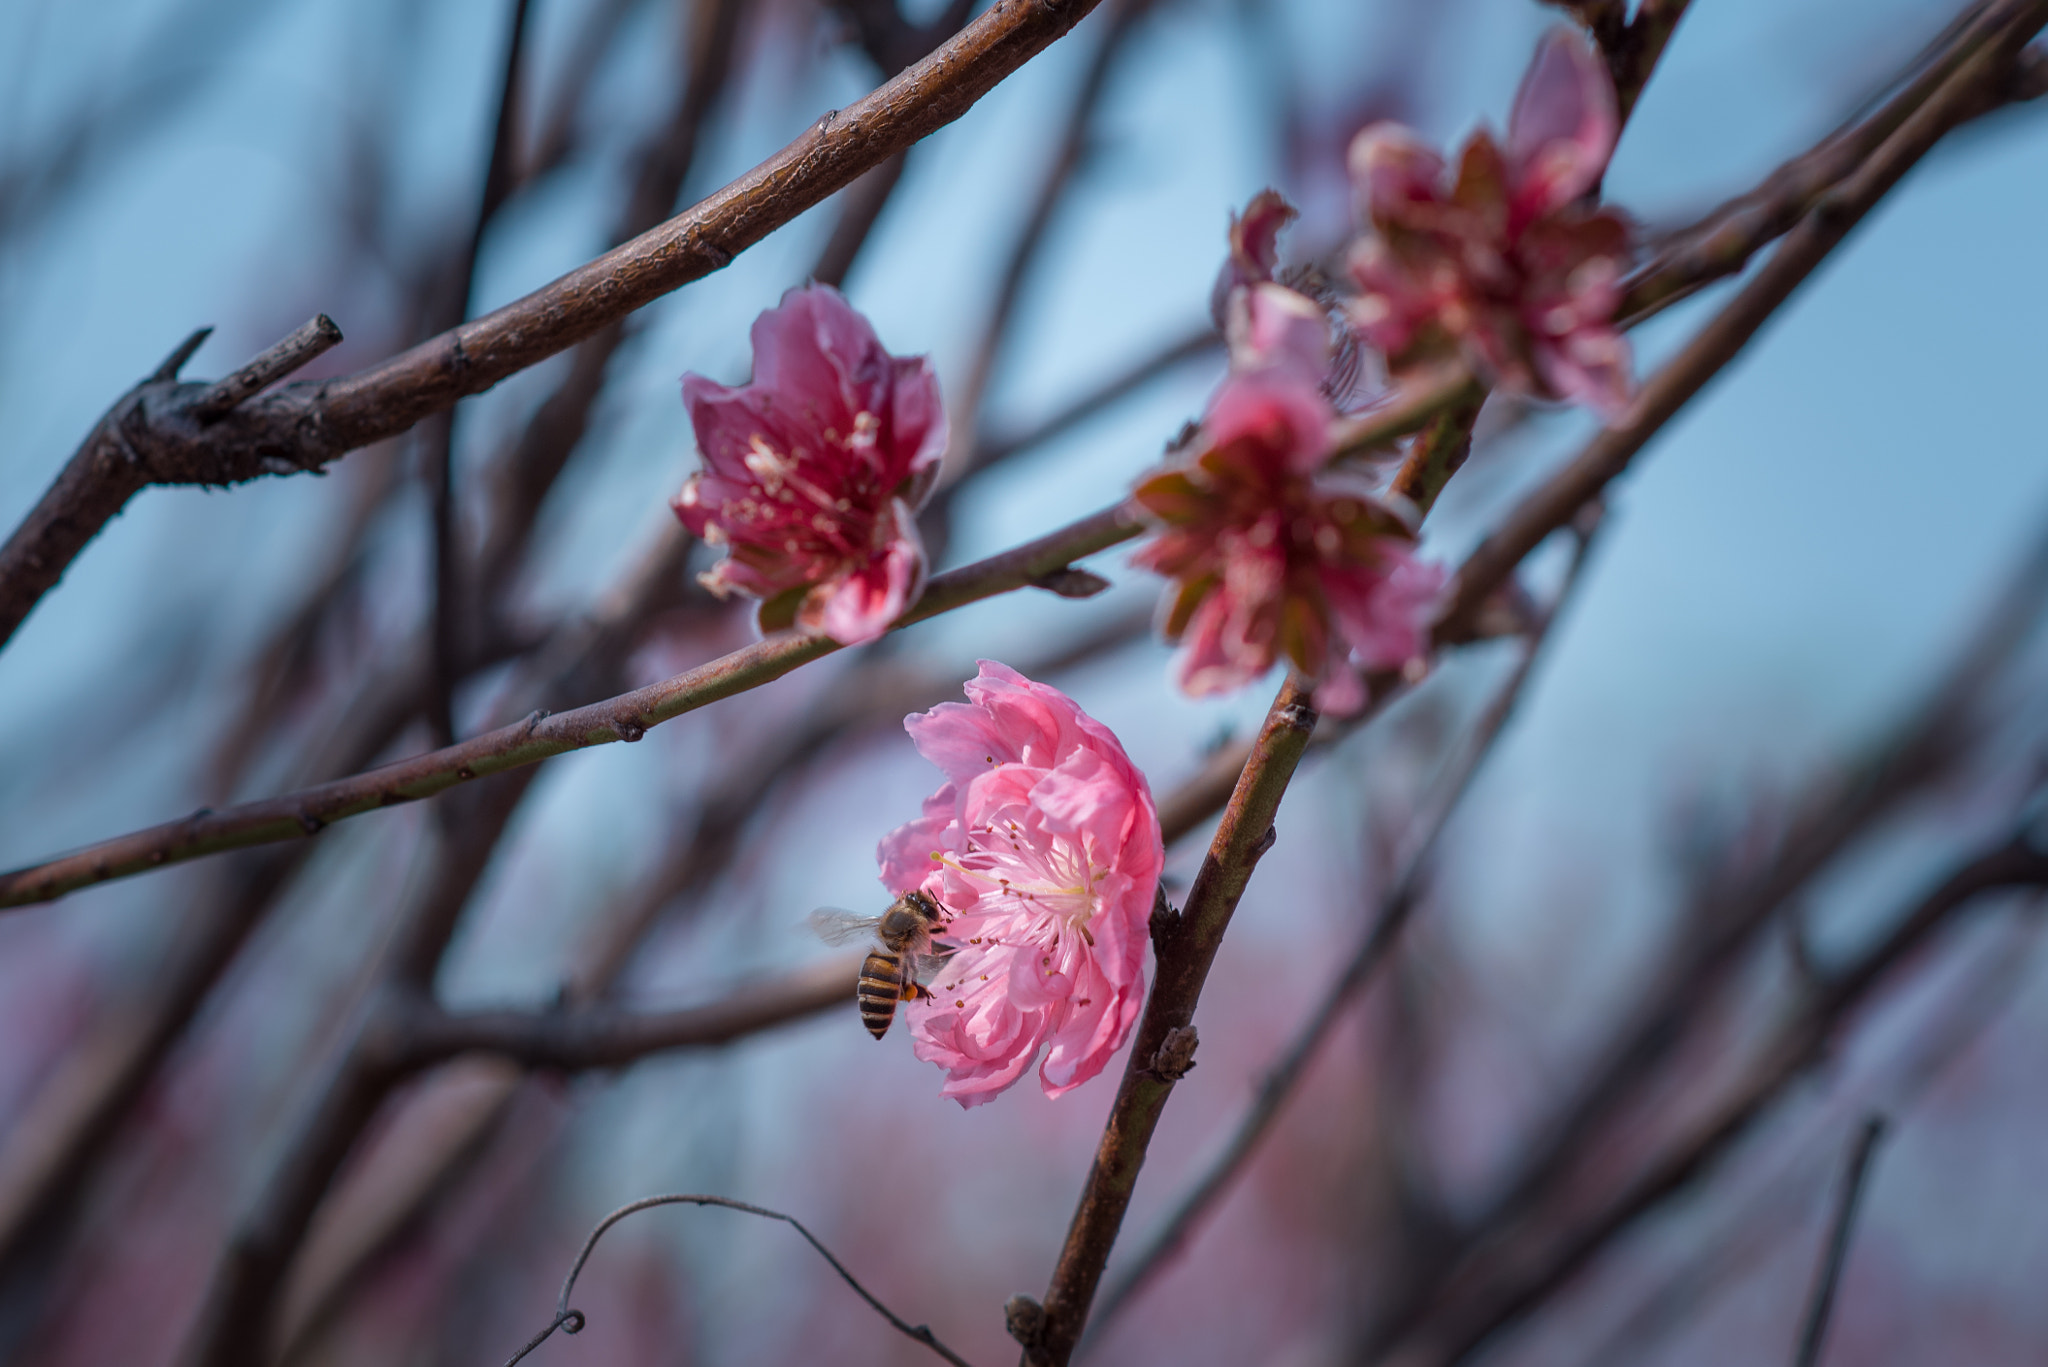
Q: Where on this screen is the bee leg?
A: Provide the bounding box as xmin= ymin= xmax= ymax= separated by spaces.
xmin=900 ymin=980 xmax=931 ymax=1001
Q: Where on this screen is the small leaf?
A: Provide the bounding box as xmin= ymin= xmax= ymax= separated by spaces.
xmin=1033 ymin=567 xmax=1112 ymax=599
xmin=1162 ymin=573 xmax=1218 ymax=640
xmin=757 ymin=583 xmax=809 ymax=634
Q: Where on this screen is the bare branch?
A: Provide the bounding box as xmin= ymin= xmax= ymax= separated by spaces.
xmin=1025 ymin=676 xmax=1319 ymax=1366
xmin=974 ymin=324 xmax=1221 ymax=469
xmin=0 ymin=313 xmax=343 ymax=649
xmin=1619 ymin=0 xmax=2022 ymax=324
xmin=0 ymin=0 xmax=1116 ymax=651
xmin=1378 ymin=829 xmax=2048 ymax=1365
xmin=403 ymin=955 xmax=856 ymax=1069
xmin=29 ymin=19 xmax=2013 ymax=909
xmin=1088 ymin=512 xmax=1605 ymax=1339
xmin=945 ymin=0 xmax=1159 ymax=481
xmin=0 ymin=504 xmax=1143 ymax=909
xmin=422 ymin=0 xmax=538 ymax=745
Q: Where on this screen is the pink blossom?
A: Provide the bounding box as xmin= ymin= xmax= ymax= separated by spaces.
xmin=1345 ymin=29 xmax=1633 ymax=417
xmin=877 ymin=661 xmax=1164 ymax=1108
xmin=1132 ymin=370 xmax=1443 ymax=713
xmin=672 ymin=285 xmax=945 ymax=645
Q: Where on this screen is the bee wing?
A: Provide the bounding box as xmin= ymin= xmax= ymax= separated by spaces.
xmin=808 ymin=908 xmax=883 ymax=946
xmin=909 ymin=948 xmax=957 ymax=981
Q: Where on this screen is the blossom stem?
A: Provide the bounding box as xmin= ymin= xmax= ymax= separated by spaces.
xmin=1388 ymin=390 xmax=1488 ymax=509
xmin=1028 ymin=676 xmax=1318 ymax=1367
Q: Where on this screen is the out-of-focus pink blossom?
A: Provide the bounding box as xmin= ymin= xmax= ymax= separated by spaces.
xmin=1209 ymin=188 xmax=1297 ymax=319
xmin=672 ymin=285 xmax=945 ymax=645
xmin=877 ymin=661 xmax=1163 ymax=1108
xmin=1209 ymin=190 xmax=1348 ymax=395
xmin=1132 ymin=370 xmax=1443 ymax=713
xmin=1346 ymin=29 xmax=1633 ymax=418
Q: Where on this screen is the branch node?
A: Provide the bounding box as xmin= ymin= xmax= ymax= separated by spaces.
xmin=1249 ymin=825 xmax=1277 ymax=860
xmin=613 ymin=718 xmax=647 ymax=743
xmin=1005 ymin=1294 xmax=1048 ymax=1351
xmin=1139 ymin=1025 xmax=1199 ymax=1083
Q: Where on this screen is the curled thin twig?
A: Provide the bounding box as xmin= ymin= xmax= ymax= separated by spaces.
xmin=504 ymin=1194 xmax=978 ymax=1367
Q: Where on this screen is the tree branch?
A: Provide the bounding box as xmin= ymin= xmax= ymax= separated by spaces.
xmin=23 ymin=20 xmax=2014 ymax=913
xmin=0 ymin=314 xmax=341 ymax=650
xmin=0 ymin=503 xmax=1144 ymax=908
xmin=0 ymin=0 xmax=1116 ymax=652
xmin=1021 ymin=676 xmax=1319 ymax=1366
xmin=1087 ymin=509 xmax=1604 ymax=1340
xmin=421 ymin=0 xmax=537 ymax=746
xmin=1618 ymin=0 xmax=2023 ymax=324
xmin=1382 ymin=829 xmax=2048 ymax=1366
xmin=402 ymin=954 xmax=857 ymax=1070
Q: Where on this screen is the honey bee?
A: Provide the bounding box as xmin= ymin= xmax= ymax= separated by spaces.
xmin=810 ymin=890 xmax=949 ymax=1039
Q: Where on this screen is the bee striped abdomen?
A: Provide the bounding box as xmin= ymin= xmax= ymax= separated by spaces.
xmin=857 ymin=950 xmax=906 ymax=1039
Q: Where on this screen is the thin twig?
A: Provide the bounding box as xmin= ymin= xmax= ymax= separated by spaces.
xmin=422 ymin=0 xmax=536 ymax=746
xmin=472 ymin=0 xmax=749 ymax=601
xmin=503 ymin=1194 xmax=978 ymax=1367
xmin=944 ymin=0 xmax=1158 ymax=482
xmin=974 ymin=325 xmax=1221 ymax=469
xmin=808 ymin=0 xmax=977 ymax=286
xmin=1791 ymin=1116 xmax=1888 ymax=1367
xmin=189 ymin=315 xmax=345 ymax=421
xmin=1618 ymin=0 xmax=2016 ymax=324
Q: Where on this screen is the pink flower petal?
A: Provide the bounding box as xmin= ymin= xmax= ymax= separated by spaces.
xmin=1507 ymin=28 xmax=1618 ymax=223
xmin=1225 ymin=282 xmax=1332 ymax=383
xmin=1348 ymin=122 xmax=1448 ymax=223
xmin=804 ymin=498 xmax=926 ymax=645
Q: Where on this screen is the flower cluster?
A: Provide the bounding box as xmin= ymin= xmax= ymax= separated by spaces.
xmin=687 ymin=32 xmax=1638 ymax=1108
xmin=672 ymin=285 xmax=945 ymax=646
xmin=877 ymin=661 xmax=1164 ymax=1107
xmin=1347 ymin=29 xmax=1633 ymax=416
xmin=1133 ymin=28 xmax=1628 ymax=712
